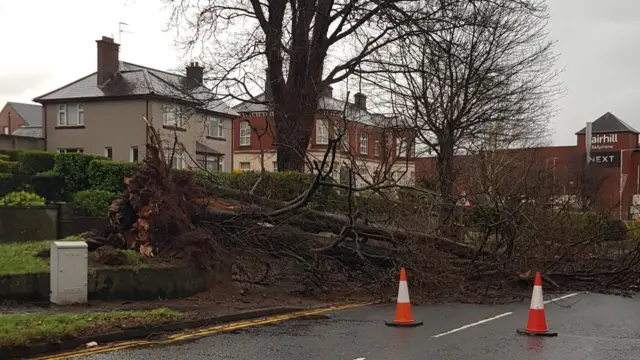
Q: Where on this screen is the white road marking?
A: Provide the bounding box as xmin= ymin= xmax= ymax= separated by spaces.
xmin=431 ymin=312 xmax=513 ymax=338
xmin=430 ymin=292 xmax=583 ymax=338
xmin=544 ymin=292 xmax=580 ymax=304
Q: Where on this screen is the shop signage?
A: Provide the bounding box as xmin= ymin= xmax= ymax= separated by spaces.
xmin=588 ymin=151 xmax=620 ymax=167
xmin=591 ymin=133 xmax=618 ymax=150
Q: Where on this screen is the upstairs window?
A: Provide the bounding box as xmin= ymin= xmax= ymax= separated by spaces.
xmin=207 ymin=117 xmax=224 ymax=138
xmin=360 ymin=133 xmax=368 ymax=154
xmin=239 ymin=121 xmax=251 ymax=146
xmin=57 ymin=104 xmax=84 ymax=126
xmin=162 ymin=105 xmax=186 ymax=127
xmin=316 ymin=119 xmax=328 ymax=144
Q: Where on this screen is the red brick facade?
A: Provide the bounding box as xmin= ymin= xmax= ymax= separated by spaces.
xmin=0 ymin=103 xmax=29 ymax=134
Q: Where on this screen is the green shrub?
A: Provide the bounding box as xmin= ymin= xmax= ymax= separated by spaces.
xmin=73 ymin=190 xmax=118 ymax=217
xmin=88 ymin=160 xmax=140 ymax=193
xmin=54 ymin=153 xmax=105 ymax=195
xmin=0 ymin=149 xmax=24 ymax=161
xmin=0 ymin=160 xmax=19 ymax=173
xmin=0 ymin=154 xmax=9 ymax=161
xmin=30 ymin=171 xmax=64 ymax=201
xmin=17 ymin=151 xmax=57 ymax=175
xmin=0 ymin=191 xmax=45 ymax=207
xmin=0 ymin=173 xmax=27 ymax=196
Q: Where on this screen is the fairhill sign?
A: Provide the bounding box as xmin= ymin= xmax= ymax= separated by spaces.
xmin=591 ymin=133 xmax=618 ymax=150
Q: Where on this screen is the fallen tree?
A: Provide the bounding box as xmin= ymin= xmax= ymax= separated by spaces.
xmin=86 ymin=119 xmax=640 ymax=303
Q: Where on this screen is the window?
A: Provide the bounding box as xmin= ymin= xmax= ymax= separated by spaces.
xmin=130 ymin=146 xmax=139 ymax=162
xmin=240 ymin=162 xmax=251 ymax=171
xmin=58 ymin=148 xmax=83 ymax=153
xmin=162 ymin=105 xmax=185 ymax=127
xmin=2 ymin=126 xmax=8 ymax=135
xmin=359 ymin=133 xmax=368 ymax=154
xmin=164 ymin=148 xmax=185 ymax=169
xmin=57 ymin=104 xmax=84 ymax=126
xmin=104 ymin=147 xmax=112 ymax=160
xmin=239 ymin=121 xmax=251 ymax=146
xmin=273 ymin=161 xmax=278 ymax=172
xmin=316 ymin=119 xmax=328 ymax=144
xmin=207 ymin=117 xmax=224 ymax=138
xmin=374 ymin=137 xmax=380 ymax=157
xmin=199 ymin=155 xmax=222 ymax=173
xmin=396 ymin=138 xmax=407 ymax=158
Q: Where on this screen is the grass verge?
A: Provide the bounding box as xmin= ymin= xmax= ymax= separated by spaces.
xmin=0 ymin=308 xmax=183 ymax=347
xmin=0 ymin=241 xmax=51 ymax=275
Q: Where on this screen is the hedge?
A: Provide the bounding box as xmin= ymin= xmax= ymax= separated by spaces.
xmin=0 ymin=160 xmax=19 ymax=173
xmin=0 ymin=149 xmax=25 ymax=162
xmin=74 ymin=190 xmax=118 ymax=217
xmin=0 ymin=173 xmax=28 ymax=196
xmin=30 ymin=171 xmax=64 ymax=201
xmin=17 ymin=151 xmax=57 ymax=175
xmin=88 ymin=160 xmax=140 ymax=193
xmin=54 ymin=153 xmax=105 ymax=196
xmin=0 ymin=191 xmax=45 ymax=207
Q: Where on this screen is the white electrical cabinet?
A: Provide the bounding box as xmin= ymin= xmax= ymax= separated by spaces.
xmin=50 ymin=241 xmax=88 ymax=304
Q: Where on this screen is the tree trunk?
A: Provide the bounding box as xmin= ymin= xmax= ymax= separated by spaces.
xmin=436 ymin=137 xmax=457 ymax=236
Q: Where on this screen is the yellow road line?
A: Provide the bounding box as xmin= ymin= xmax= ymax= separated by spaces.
xmin=35 ymin=302 xmax=374 ymax=360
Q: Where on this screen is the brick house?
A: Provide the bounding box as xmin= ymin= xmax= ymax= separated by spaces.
xmin=416 ymin=112 xmax=640 ymax=220
xmin=232 ymin=85 xmax=417 ymax=186
xmin=32 ymin=36 xmax=236 ymax=172
xmin=0 ymin=102 xmax=43 ymax=137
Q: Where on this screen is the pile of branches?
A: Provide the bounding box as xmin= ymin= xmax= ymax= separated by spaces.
xmin=92 ymin=121 xmax=640 ymax=302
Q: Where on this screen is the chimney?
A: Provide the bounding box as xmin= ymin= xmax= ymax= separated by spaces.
xmin=186 ymin=62 xmax=204 ymax=89
xmin=354 ymin=92 xmax=367 ymax=110
xmin=264 ymin=68 xmax=273 ymax=101
xmin=96 ymin=36 xmax=120 ymax=86
xmin=321 ymin=85 xmax=333 ymax=98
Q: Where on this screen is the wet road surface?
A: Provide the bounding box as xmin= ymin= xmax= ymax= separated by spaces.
xmin=77 ymin=292 xmax=640 ymax=359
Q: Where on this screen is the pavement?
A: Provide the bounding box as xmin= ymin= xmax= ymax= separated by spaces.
xmin=67 ymin=292 xmax=640 ymax=359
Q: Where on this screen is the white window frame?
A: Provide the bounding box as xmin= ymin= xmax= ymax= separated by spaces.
xmin=104 ymin=147 xmax=112 ymax=159
xmin=359 ymin=133 xmax=368 ymax=155
xmin=130 ymin=146 xmax=139 ymax=162
xmin=162 ymin=105 xmax=185 ymax=128
xmin=273 ymin=161 xmax=278 ymax=172
xmin=57 ymin=148 xmax=83 ymax=153
xmin=239 ymin=121 xmax=251 ymax=146
xmin=2 ymin=126 xmax=8 ymax=135
xmin=57 ymin=105 xmax=67 ymax=126
xmin=374 ymin=137 xmax=380 ymax=157
xmin=207 ymin=117 xmax=224 ymax=138
xmin=77 ymin=104 xmax=84 ymax=125
xmin=164 ymin=148 xmax=185 ymax=170
xmin=316 ymin=119 xmax=329 ymax=144
xmin=239 ymin=162 xmax=251 ymax=171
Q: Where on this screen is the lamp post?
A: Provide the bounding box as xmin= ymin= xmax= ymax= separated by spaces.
xmin=619 ymin=148 xmax=640 ymax=220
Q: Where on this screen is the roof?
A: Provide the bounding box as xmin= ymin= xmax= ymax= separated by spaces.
xmin=575 ymin=112 xmax=640 ymax=134
xmin=11 ymin=125 xmax=43 ymax=138
xmin=6 ymin=102 xmax=42 ymax=126
xmin=33 ymin=62 xmax=236 ymax=117
xmin=233 ymin=93 xmax=400 ymax=128
xmin=196 ymin=141 xmax=224 ymax=155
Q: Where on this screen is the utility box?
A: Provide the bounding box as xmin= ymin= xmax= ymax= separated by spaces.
xmin=50 ymin=241 xmax=88 ymax=304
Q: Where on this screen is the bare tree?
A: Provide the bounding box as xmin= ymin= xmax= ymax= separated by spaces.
xmin=366 ymin=0 xmax=562 ymax=230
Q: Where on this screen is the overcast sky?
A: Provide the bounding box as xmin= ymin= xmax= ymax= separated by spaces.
xmin=1 ymin=0 xmax=639 ymax=146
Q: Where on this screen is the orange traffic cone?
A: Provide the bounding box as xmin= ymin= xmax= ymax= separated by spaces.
xmin=517 ymin=272 xmax=557 ymax=337
xmin=385 ymin=267 xmax=423 ymax=327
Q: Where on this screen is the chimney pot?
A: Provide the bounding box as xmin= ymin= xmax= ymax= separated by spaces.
xmin=354 ymin=92 xmax=367 ymax=110
xmin=96 ymin=36 xmax=120 ymax=86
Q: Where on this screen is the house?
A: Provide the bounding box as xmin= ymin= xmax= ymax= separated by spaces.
xmin=233 ymin=83 xmax=417 ymax=186
xmin=0 ymin=102 xmax=42 ymax=137
xmin=32 ymin=36 xmax=236 ymax=172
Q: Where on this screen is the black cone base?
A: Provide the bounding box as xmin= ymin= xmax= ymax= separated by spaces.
xmin=516 ymin=328 xmax=558 ymax=337
xmin=385 ymin=320 xmax=424 ymax=327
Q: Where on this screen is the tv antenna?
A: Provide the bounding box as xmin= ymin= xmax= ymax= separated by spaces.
xmin=118 ymin=22 xmax=132 ymax=44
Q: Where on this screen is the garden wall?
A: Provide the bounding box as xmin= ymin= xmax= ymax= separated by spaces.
xmin=0 ymin=204 xmax=108 ymax=242
xmin=0 ymin=264 xmax=231 ymax=301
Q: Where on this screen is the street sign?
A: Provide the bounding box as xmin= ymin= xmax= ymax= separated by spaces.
xmin=457 ymin=186 xmax=472 ymax=208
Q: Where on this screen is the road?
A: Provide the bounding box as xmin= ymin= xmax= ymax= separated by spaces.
xmin=72 ymin=292 xmax=640 ymax=359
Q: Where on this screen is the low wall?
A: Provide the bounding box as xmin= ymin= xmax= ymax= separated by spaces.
xmin=0 ymin=206 xmax=58 ymax=242
xmin=0 ymin=203 xmax=108 ymax=242
xmin=0 ymin=264 xmax=231 ymax=301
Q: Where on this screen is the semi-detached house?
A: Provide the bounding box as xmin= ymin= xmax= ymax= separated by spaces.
xmin=33 ymin=36 xmax=236 ymax=172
